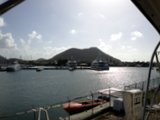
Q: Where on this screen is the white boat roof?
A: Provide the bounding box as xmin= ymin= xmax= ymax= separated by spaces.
xmin=125 ymin=89 xmax=142 ymax=93
xmin=132 ymin=0 xmax=160 ymax=34
xmin=98 ymin=87 xmax=124 ymax=94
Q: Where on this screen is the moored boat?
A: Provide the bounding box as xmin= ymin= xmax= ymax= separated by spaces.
xmin=67 ymin=57 xmax=77 ymax=71
xmin=91 ymin=58 xmax=109 ymax=71
xmin=6 ymin=61 xmax=21 ymax=72
xmin=63 ymin=99 xmax=107 ymax=115
xmin=36 ymin=67 xmax=43 ymax=72
xmin=68 ymin=67 xmax=75 ymax=71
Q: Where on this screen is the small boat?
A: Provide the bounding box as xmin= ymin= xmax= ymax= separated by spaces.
xmin=91 ymin=59 xmax=109 ymax=71
xmin=67 ymin=57 xmax=77 ymax=71
xmin=36 ymin=67 xmax=43 ymax=72
xmin=63 ymin=99 xmax=107 ymax=115
xmin=68 ymin=67 xmax=75 ymax=71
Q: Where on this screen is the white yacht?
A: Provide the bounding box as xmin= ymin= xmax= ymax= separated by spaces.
xmin=6 ymin=61 xmax=21 ymax=72
xmin=67 ymin=57 xmax=77 ymax=71
xmin=91 ymin=58 xmax=109 ymax=71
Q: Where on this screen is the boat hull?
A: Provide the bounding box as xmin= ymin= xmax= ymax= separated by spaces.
xmin=91 ymin=60 xmax=109 ymax=71
xmin=63 ymin=99 xmax=106 ymax=115
xmin=6 ymin=65 xmax=20 ymax=72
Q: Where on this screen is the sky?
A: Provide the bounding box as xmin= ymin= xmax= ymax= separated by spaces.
xmin=0 ymin=0 xmax=159 ymax=61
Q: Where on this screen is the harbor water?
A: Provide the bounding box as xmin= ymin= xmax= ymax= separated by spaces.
xmin=0 ymin=67 xmax=159 ymax=120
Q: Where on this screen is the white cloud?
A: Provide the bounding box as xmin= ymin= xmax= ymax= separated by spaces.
xmin=0 ymin=17 xmax=5 ymax=27
xmin=98 ymin=38 xmax=112 ymax=52
xmin=18 ymin=40 xmax=71 ymax=60
xmin=70 ymin=29 xmax=77 ymax=34
xmin=121 ymin=45 xmax=126 ymax=50
xmin=20 ymin=38 xmax=25 ymax=46
xmin=27 ymin=30 xmax=42 ymax=45
xmin=21 ymin=46 xmax=71 ymax=60
xmin=99 ymin=13 xmax=105 ymax=19
xmin=17 ymin=31 xmax=71 ymax=59
xmin=131 ymin=24 xmax=136 ymax=29
xmin=110 ymin=32 xmax=122 ymax=41
xmin=78 ymin=12 xmax=83 ymax=17
xmin=131 ymin=31 xmax=143 ymax=41
xmin=98 ymin=39 xmax=105 ymax=48
xmin=19 ymin=38 xmax=30 ymax=50
xmin=46 ymin=40 xmax=53 ymax=44
xmin=0 ymin=31 xmax=17 ymax=49
xmin=121 ymin=45 xmax=137 ymax=52
xmin=28 ymin=30 xmax=42 ymax=40
xmin=43 ymin=46 xmax=70 ymax=58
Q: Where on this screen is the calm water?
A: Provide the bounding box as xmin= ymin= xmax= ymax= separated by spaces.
xmin=0 ymin=67 xmax=159 ymax=120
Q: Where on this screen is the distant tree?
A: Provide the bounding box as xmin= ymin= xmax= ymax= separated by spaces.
xmin=57 ymin=59 xmax=68 ymax=66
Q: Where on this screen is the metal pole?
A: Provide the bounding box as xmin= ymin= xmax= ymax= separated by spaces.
xmin=142 ymin=81 xmax=144 ymax=91
xmin=37 ymin=108 xmax=42 ymax=120
xmin=143 ymin=40 xmax=160 ymax=120
xmin=109 ymin=87 xmax=111 ymax=107
xmin=91 ymin=92 xmax=94 ymax=115
xmin=37 ymin=108 xmax=50 ymax=120
xmin=67 ymin=97 xmax=71 ymax=120
xmin=34 ymin=111 xmax=37 ymax=120
xmin=155 ymin=52 xmax=160 ymax=65
xmin=43 ymin=109 xmax=50 ymax=120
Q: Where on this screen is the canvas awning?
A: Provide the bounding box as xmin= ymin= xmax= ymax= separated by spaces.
xmin=0 ymin=0 xmax=25 ymax=15
xmin=132 ymin=0 xmax=160 ymax=34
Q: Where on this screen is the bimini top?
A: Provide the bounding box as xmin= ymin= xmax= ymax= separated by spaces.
xmin=132 ymin=0 xmax=160 ymax=34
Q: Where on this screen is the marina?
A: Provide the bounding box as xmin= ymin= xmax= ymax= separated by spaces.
xmin=0 ymin=67 xmax=159 ymax=120
xmin=0 ymin=0 xmax=160 ymax=120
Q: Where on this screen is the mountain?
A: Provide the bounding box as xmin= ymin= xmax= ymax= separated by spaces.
xmin=0 ymin=55 xmax=7 ymax=64
xmin=36 ymin=58 xmax=47 ymax=62
xmin=0 ymin=55 xmax=6 ymax=60
xmin=49 ymin=47 xmax=122 ymax=66
xmin=0 ymin=55 xmax=6 ymax=61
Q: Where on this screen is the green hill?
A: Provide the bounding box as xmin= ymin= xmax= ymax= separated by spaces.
xmin=49 ymin=47 xmax=122 ymax=66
